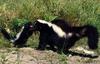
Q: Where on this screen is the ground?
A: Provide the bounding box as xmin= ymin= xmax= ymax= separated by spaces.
xmin=0 ymin=47 xmax=100 ymax=64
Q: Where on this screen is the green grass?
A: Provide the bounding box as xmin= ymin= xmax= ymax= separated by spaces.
xmin=0 ymin=0 xmax=99 ymax=53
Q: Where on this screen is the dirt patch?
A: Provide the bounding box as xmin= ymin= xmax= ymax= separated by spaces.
xmin=0 ymin=47 xmax=100 ymax=64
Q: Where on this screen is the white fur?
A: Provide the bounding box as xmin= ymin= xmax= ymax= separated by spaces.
xmin=11 ymin=26 xmax=24 ymax=42
xmin=68 ymin=33 xmax=73 ymax=37
xmin=76 ymin=47 xmax=95 ymax=54
xmin=37 ymin=19 xmax=66 ymax=37
xmin=37 ymin=19 xmax=52 ymax=27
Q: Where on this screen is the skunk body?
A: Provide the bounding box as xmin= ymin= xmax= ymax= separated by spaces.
xmin=51 ymin=19 xmax=99 ymax=50
xmin=1 ymin=22 xmax=34 ymax=47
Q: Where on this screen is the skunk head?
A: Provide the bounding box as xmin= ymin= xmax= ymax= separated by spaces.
xmin=24 ymin=22 xmax=34 ymax=31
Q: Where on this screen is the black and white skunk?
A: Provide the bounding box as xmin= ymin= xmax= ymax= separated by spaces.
xmin=51 ymin=19 xmax=99 ymax=50
xmin=33 ymin=19 xmax=72 ymax=52
xmin=33 ymin=19 xmax=99 ymax=53
xmin=1 ymin=22 xmax=34 ymax=47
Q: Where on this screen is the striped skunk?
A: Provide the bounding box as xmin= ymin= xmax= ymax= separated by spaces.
xmin=1 ymin=22 xmax=34 ymax=47
xmin=33 ymin=19 xmax=99 ymax=53
xmin=51 ymin=19 xmax=99 ymax=50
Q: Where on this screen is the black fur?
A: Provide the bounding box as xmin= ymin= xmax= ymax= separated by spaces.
xmin=33 ymin=20 xmax=66 ymax=52
xmin=51 ymin=19 xmax=99 ymax=50
xmin=1 ymin=22 xmax=34 ymax=47
xmin=34 ymin=19 xmax=99 ymax=53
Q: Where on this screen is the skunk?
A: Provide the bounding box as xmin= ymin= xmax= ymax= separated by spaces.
xmin=1 ymin=22 xmax=34 ymax=47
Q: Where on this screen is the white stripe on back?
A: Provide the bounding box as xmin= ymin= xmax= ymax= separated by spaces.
xmin=37 ymin=19 xmax=66 ymax=37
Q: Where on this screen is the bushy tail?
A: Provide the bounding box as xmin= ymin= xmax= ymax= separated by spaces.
xmin=0 ymin=28 xmax=12 ymax=41
xmin=86 ymin=25 xmax=99 ymax=49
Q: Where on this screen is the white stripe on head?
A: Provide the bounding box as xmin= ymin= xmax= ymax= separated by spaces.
xmin=37 ymin=19 xmax=66 ymax=37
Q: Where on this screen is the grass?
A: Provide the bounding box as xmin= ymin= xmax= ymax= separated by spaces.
xmin=0 ymin=0 xmax=99 ymax=24
xmin=58 ymin=54 xmax=68 ymax=64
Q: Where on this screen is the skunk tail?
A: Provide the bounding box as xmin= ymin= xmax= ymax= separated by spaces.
xmin=1 ymin=28 xmax=12 ymax=41
xmin=86 ymin=25 xmax=99 ymax=49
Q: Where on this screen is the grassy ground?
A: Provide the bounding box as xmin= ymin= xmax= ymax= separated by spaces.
xmin=0 ymin=0 xmax=100 ymax=64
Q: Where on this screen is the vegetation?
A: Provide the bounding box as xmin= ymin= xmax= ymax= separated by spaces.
xmin=0 ymin=0 xmax=99 ymax=27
